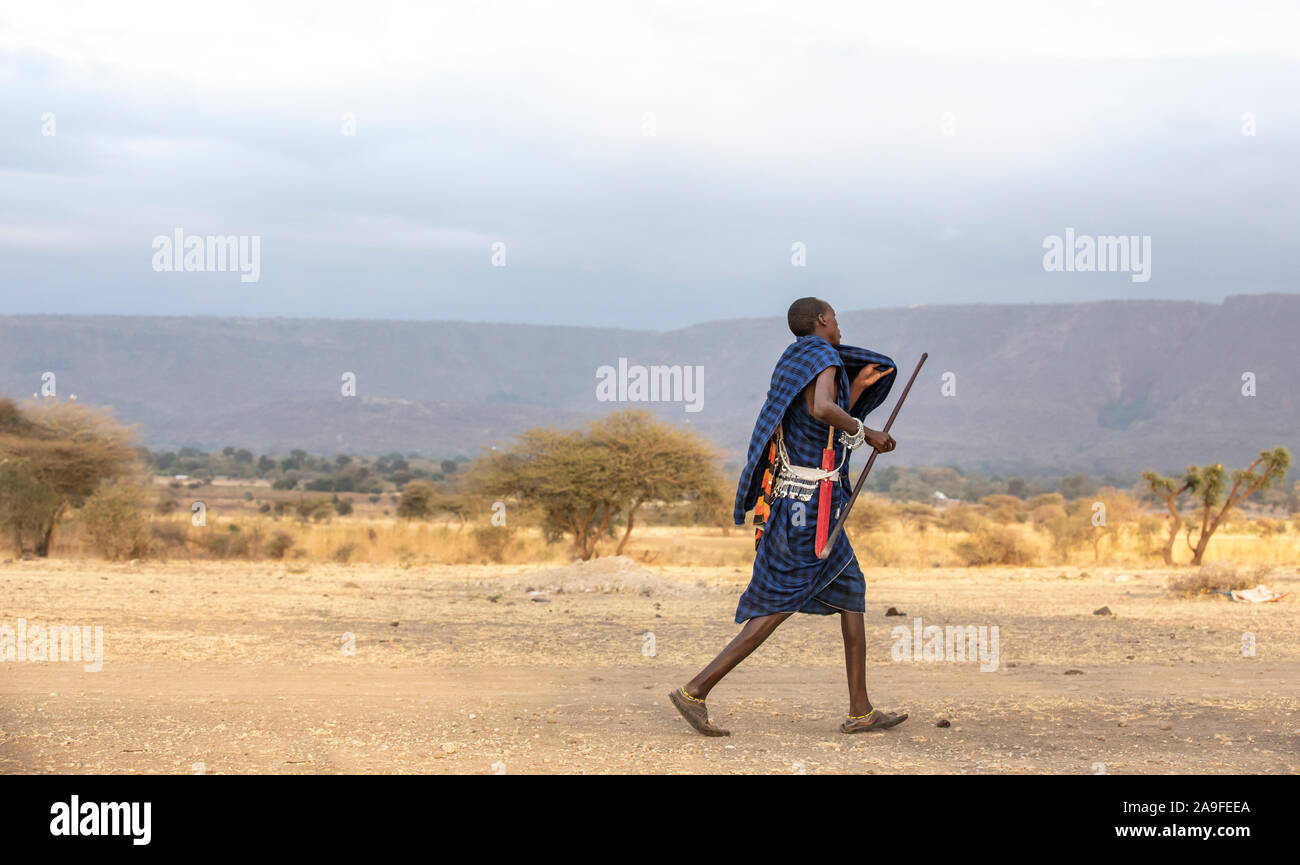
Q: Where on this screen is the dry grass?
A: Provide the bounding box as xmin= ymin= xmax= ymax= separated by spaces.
xmin=39 ymin=502 xmax=1300 ymax=573
xmin=25 ymin=481 xmax=1298 ymax=569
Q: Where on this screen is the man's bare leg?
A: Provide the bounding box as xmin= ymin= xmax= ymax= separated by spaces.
xmin=839 ymin=610 xmax=908 ymax=733
xmin=684 ymin=611 xmax=793 ymax=699
xmin=669 ymin=612 xmax=792 ymax=736
xmin=841 ymin=611 xmax=872 ymax=716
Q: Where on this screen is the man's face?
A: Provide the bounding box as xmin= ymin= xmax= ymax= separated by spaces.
xmin=820 ymin=305 xmax=842 ymax=346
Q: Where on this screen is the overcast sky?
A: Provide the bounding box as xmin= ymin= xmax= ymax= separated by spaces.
xmin=1 ymin=1 xmax=1297 ymax=329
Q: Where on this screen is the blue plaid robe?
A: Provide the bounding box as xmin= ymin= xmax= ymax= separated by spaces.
xmin=733 ymin=335 xmax=895 ymax=623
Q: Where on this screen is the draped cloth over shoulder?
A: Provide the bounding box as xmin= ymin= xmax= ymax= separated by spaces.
xmin=731 ymin=335 xmax=895 ymax=623
xmin=733 ymin=336 xmax=895 ymax=526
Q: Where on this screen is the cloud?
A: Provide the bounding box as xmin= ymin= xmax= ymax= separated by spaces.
xmin=1 ymin=1 xmax=1297 ymax=327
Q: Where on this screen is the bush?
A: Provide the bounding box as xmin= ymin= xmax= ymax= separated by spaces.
xmin=150 ymin=521 xmax=190 ymax=550
xmin=202 ymin=524 xmax=265 ymax=559
xmin=1027 ymin=493 xmax=1065 ymax=510
xmin=1031 ymin=503 xmax=1067 ymax=525
xmin=80 ymin=485 xmax=152 ymax=560
xmin=847 ymin=499 xmax=890 ymax=532
xmin=332 ymin=542 xmax=357 ymax=563
xmin=397 ymin=481 xmax=437 ymax=520
xmin=265 ymin=530 xmax=295 ymax=559
xmin=1135 ymin=515 xmax=1163 ymax=556
xmin=1042 ymin=513 xmax=1090 ymax=562
xmin=228 ymin=524 xmax=264 ymax=559
xmin=1257 ymin=517 xmax=1287 ymax=538
xmin=938 ymin=506 xmax=983 ymax=533
xmin=472 ymin=524 xmax=513 ymax=562
xmin=896 ymin=502 xmax=936 ymax=531
xmin=979 ymin=495 xmax=1026 ymax=524
xmin=295 ymin=497 xmax=333 ymax=522
xmin=955 ymin=527 xmax=1034 ymax=566
xmin=206 ymin=533 xmax=233 ymax=558
xmin=1167 ymin=563 xmax=1254 ymax=597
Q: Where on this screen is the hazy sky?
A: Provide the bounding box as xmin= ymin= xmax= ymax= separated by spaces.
xmin=2 ymin=1 xmax=1297 ymax=328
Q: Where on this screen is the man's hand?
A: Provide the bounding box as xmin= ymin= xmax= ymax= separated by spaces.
xmin=848 ymin=363 xmax=894 ymax=408
xmin=865 ymin=428 xmax=896 ymax=453
xmin=854 ymin=363 xmax=894 ymax=389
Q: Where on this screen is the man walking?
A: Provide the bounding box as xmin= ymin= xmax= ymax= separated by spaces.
xmin=670 ymin=297 xmax=909 ymax=736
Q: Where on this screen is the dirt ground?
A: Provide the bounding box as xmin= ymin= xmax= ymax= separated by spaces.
xmin=1 ymin=557 xmax=1297 ymax=774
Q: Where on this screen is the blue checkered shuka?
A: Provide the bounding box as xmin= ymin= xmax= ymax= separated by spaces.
xmin=732 ymin=335 xmax=895 ymax=623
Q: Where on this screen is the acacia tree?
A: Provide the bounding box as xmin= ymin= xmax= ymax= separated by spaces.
xmin=474 ymin=409 xmax=724 ymax=560
xmin=588 ymin=410 xmax=725 ymax=556
xmin=476 ymin=428 xmax=622 ymax=559
xmin=0 ymin=460 xmax=62 ymax=554
xmin=1181 ymin=448 xmax=1290 ymax=566
xmin=0 ymin=399 xmax=139 ymax=556
xmin=1142 ymin=469 xmax=1194 ymax=565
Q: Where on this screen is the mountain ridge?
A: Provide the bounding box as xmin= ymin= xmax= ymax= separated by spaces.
xmin=2 ymin=293 xmax=1295 ymax=474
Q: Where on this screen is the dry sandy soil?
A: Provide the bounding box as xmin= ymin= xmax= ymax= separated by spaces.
xmin=1 ymin=557 xmax=1297 ymax=774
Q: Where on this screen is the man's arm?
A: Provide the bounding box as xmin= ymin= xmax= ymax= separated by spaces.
xmin=807 ymin=366 xmax=896 ymax=452
xmin=848 ymin=362 xmax=894 ymax=408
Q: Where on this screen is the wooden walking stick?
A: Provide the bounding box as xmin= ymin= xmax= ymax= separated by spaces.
xmin=817 ymin=352 xmax=928 ymax=560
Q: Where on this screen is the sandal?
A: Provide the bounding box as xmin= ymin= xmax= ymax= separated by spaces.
xmin=669 ymin=686 xmax=731 ymax=737
xmin=841 ymin=708 xmax=908 ymax=733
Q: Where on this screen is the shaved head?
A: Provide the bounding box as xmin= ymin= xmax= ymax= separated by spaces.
xmin=787 ymin=297 xmax=830 ymax=337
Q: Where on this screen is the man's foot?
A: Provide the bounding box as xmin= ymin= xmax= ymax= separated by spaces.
xmin=840 ymin=708 xmax=908 ymax=733
xmin=669 ymin=686 xmax=731 ymax=737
